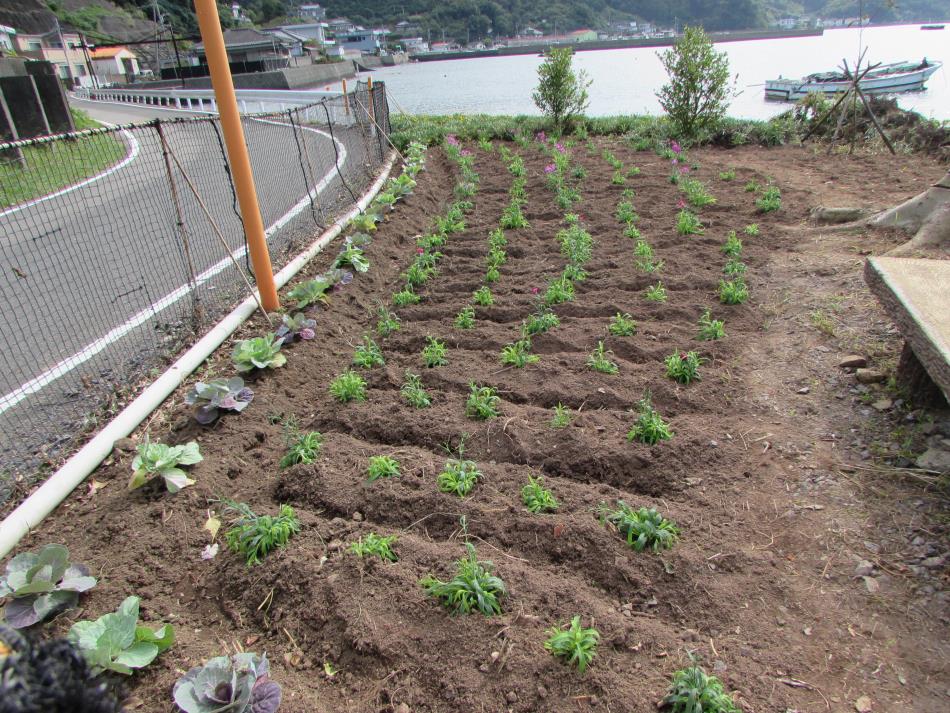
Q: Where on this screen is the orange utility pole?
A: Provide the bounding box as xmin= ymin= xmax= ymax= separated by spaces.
xmin=193 ymin=0 xmax=279 ymax=311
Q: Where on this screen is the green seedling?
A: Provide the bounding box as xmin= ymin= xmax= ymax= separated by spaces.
xmin=616 ymin=201 xmax=638 ymax=224
xmin=628 ymin=166 xmax=641 ymax=176
xmin=611 ymin=169 xmax=626 ymax=185
xmin=723 ymin=258 xmax=747 ymax=276
xmin=454 ymin=306 xmax=476 ymax=329
xmin=744 ymin=223 xmax=759 ymax=236
xmin=681 ymin=178 xmax=716 ymax=207
xmin=376 ymin=307 xmax=401 ymax=336
xmin=329 ymin=369 xmax=367 ymax=402
xmin=719 ymin=278 xmax=749 ymax=305
xmin=500 ymin=200 xmax=529 ymax=229
xmin=472 ymin=286 xmax=494 ymax=307
xmin=665 ymin=350 xmax=703 ymax=384
xmin=400 ymin=371 xmax=432 ymax=408
xmin=280 ymin=429 xmax=322 ymax=468
xmin=719 ymin=168 xmax=736 ymax=181
xmin=486 ymin=246 xmax=507 ymax=269
xmin=721 ymin=231 xmax=742 ymax=257
xmin=601 ymin=501 xmax=679 ymax=552
xmin=697 ymin=309 xmax=726 ymax=340
xmin=129 ymin=439 xmax=202 ymax=493
xmin=627 ymin=393 xmax=673 ymax=445
xmin=521 ymin=475 xmax=558 ymax=513
xmin=367 ymin=455 xmax=401 ymax=481
xmin=422 ymin=336 xmax=448 ymax=367
xmin=564 ymin=213 xmax=580 ymax=225
xmin=466 ymin=383 xmax=500 ymax=420
xmin=485 ymin=266 xmax=500 ymax=283
xmin=634 ymin=240 xmax=654 ymax=259
xmin=756 ymin=184 xmax=781 ymax=212
xmin=232 ymin=334 xmax=286 ymax=373
xmin=223 ymin=501 xmax=300 ymax=566
xmin=587 ymin=340 xmax=619 ymax=375
xmin=349 ymin=533 xmax=398 ymax=562
xmin=392 ymin=286 xmax=421 ymax=306
xmin=522 ymin=309 xmax=560 ymax=337
xmin=551 ymin=403 xmax=571 ymax=428
xmin=645 ymin=282 xmax=668 ymax=303
xmin=500 ymin=339 xmax=539 ymax=368
xmin=438 ymin=445 xmax=482 ymax=497
xmin=663 ymin=665 xmax=741 ymax=713
xmin=544 ymin=616 xmax=599 ymax=674
xmin=421 ymin=542 xmax=506 ymax=615
xmin=353 ymin=335 xmax=384 ymax=368
xmin=744 ymin=180 xmax=761 ymax=193
xmin=676 ymin=210 xmax=705 ymax=236
xmin=608 ymin=312 xmax=637 ymax=337
xmin=404 ymin=261 xmax=435 ymax=287
xmin=335 ymin=243 xmax=369 ymax=273
xmin=624 ymin=224 xmax=642 ymax=240
xmin=544 ymin=277 xmax=575 ymax=306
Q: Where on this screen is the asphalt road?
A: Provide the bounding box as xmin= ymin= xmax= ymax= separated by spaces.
xmin=0 ymin=96 xmax=379 ymax=483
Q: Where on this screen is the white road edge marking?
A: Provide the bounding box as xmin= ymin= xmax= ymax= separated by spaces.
xmin=0 ymin=121 xmax=348 ymax=416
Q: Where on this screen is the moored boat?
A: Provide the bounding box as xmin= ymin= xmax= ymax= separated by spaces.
xmin=765 ymin=59 xmax=942 ymax=101
xmin=921 ymin=24 xmax=945 ymax=30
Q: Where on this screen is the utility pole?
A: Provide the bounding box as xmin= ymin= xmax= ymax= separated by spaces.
xmin=53 ymin=18 xmax=77 ymax=87
xmin=78 ymin=33 xmax=99 ymax=89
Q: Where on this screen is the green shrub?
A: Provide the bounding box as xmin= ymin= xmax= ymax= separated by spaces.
xmin=521 ymin=475 xmax=559 ymax=513
xmin=329 ymin=370 xmax=367 ymax=402
xmin=532 ymin=47 xmax=591 ymax=132
xmin=663 ymin=665 xmax=741 ymax=713
xmin=223 ymin=501 xmax=300 ymax=566
xmin=608 ymin=312 xmax=637 ymax=336
xmin=401 ymin=371 xmax=432 ymax=408
xmin=422 ymin=336 xmax=448 ymax=367
xmin=367 ymin=455 xmax=401 ymax=481
xmin=466 ymin=383 xmax=500 ymax=420
xmin=551 ymin=402 xmax=572 ymax=428
xmin=627 ymin=394 xmax=673 ymax=445
xmin=350 ymin=533 xmax=398 ymax=562
xmin=665 ymin=350 xmax=703 ymax=384
xmin=601 ymin=501 xmax=679 ymax=552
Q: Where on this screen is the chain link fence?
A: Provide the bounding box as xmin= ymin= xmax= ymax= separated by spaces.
xmin=0 ymin=82 xmax=392 ymax=504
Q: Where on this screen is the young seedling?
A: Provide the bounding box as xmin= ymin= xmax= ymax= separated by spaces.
xmin=587 ymin=340 xmax=619 ymax=375
xmin=401 ymin=371 xmax=432 ymax=408
xmin=544 ymin=276 xmax=575 ymax=306
xmin=422 ymin=336 xmax=448 ymax=367
xmin=421 ymin=542 xmax=506 ymax=615
xmin=500 ymin=339 xmax=539 ymax=368
xmin=335 ymin=243 xmax=369 ymax=273
xmin=601 ymin=501 xmax=679 ymax=552
xmin=280 ymin=428 xmax=323 ymax=468
xmin=611 ymin=169 xmax=626 ymax=185
xmin=377 ymin=307 xmax=401 ymax=336
xmin=472 ymin=286 xmax=494 ymax=307
xmin=485 ymin=266 xmax=500 ymax=283
xmin=665 ymin=350 xmax=703 ymax=384
xmin=719 ymin=278 xmax=749 ymax=305
xmin=367 ymin=455 xmax=401 ymax=481
xmin=723 ymin=258 xmax=747 ymax=276
xmin=721 ymin=231 xmax=743 ymax=257
xmin=275 ymin=312 xmax=316 ymax=345
xmin=349 ymin=533 xmax=398 ymax=562
xmin=500 ymin=200 xmax=529 ymax=229
xmin=744 ymin=223 xmax=760 ymax=236
xmin=608 ymin=312 xmax=637 ymax=337
xmin=522 ymin=309 xmax=560 ymax=337
xmin=544 ymin=616 xmax=600 ymax=674
xmin=185 ymin=377 xmax=254 ymax=425
xmin=353 ymin=335 xmax=384 ymax=368
xmin=521 ymin=475 xmax=559 ymax=513
xmin=628 ymin=166 xmax=641 ymax=176
xmin=744 ymin=180 xmax=761 ymax=193
xmin=329 ymin=369 xmax=367 ymax=402
xmin=645 ymin=282 xmax=668 ymax=303
xmin=438 ymin=441 xmax=482 ymax=497
xmin=756 ymin=184 xmax=781 ymax=212
xmin=663 ymin=664 xmax=741 ymax=713
xmin=551 ymin=402 xmax=571 ymax=428
xmin=627 ymin=393 xmax=673 ymax=445
xmin=287 ymin=275 xmax=332 ymax=309
xmin=392 ymin=285 xmax=421 ymax=306
xmin=454 ymin=306 xmax=476 ymax=329
xmin=719 ymin=168 xmax=736 ymax=181
xmin=624 ymin=224 xmax=642 ymax=240
xmin=129 ymin=439 xmax=202 ymax=493
xmin=466 ymin=383 xmax=500 ymax=420
xmin=681 ymin=178 xmax=716 ymax=207
xmin=676 ymin=210 xmax=704 ymax=236
xmin=223 ymin=501 xmax=301 ymax=566
xmin=404 ymin=261 xmax=435 ymax=288
xmin=697 ymin=309 xmax=726 ymax=340
xmin=616 ymin=201 xmax=638 ymax=224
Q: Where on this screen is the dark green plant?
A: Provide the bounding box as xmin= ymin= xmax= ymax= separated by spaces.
xmin=532 ymin=47 xmax=591 ymax=132
xmin=721 ymin=231 xmax=742 ymax=257
xmin=392 ymin=286 xmax=421 ymax=306
xmin=521 ymin=475 xmax=559 ymax=513
xmin=367 ymin=455 xmax=401 ymax=481
xmin=466 ymin=383 xmax=500 ymax=420
xmin=401 ymin=371 xmax=432 ymax=408
xmin=719 ymin=278 xmax=749 ymax=304
xmin=437 ymin=452 xmax=482 ymax=497
xmin=223 ymin=501 xmax=301 ymax=566
xmin=697 ymin=309 xmax=726 ymax=340
xmin=608 ymin=312 xmax=637 ymax=336
xmin=645 ymin=282 xmax=668 ymax=303
xmin=723 ymin=258 xmax=747 ymax=276
xmin=500 ymin=339 xmax=539 ymax=368
xmin=663 ymin=665 xmax=742 ymax=713
xmin=681 ymin=178 xmax=716 ymax=207
xmin=744 ymin=223 xmax=760 ymax=236
xmin=454 ymin=306 xmax=476 ymax=329
xmin=376 ymin=307 xmax=401 ymax=336
xmin=422 ymin=336 xmax=448 ymax=367
xmin=587 ymin=340 xmax=619 ymax=374
xmin=523 ymin=309 xmax=560 ymax=337
xmin=500 ymin=200 xmax=529 ymax=229
xmin=280 ymin=428 xmax=322 ymax=468
xmin=329 ymin=369 xmax=367 ymax=402
xmin=472 ymin=286 xmax=494 ymax=307
xmin=601 ymin=501 xmax=679 ymax=552
xmin=544 ymin=616 xmax=600 ymax=674
xmin=616 ymin=201 xmax=638 ymax=224
xmin=232 ymin=334 xmax=286 ymax=373
xmin=350 ymin=533 xmax=398 ymax=562
xmin=421 ymin=542 xmax=506 ymax=615
xmin=353 ymin=335 xmax=384 ymax=368
xmin=756 ymin=184 xmax=781 ymax=212
xmin=665 ymin=350 xmax=703 ymax=384
xmin=676 ymin=209 xmax=704 ymax=236
xmin=627 ymin=394 xmax=673 ymax=445
xmin=544 ymin=276 xmax=575 ymax=306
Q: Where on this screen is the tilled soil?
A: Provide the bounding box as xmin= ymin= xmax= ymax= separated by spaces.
xmin=11 ymin=137 xmax=949 ymax=713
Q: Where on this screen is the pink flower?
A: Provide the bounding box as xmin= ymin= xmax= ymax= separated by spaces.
xmin=445 ymin=134 xmax=459 ymax=146
xmin=671 ymin=158 xmax=678 ymax=165
xmin=536 ymin=131 xmax=547 ymax=143
xmin=555 ymin=142 xmax=565 ymax=153
xmin=417 ymin=247 xmax=424 ymax=254
xmin=300 ymin=328 xmax=316 ymax=340
xmin=544 ymin=163 xmax=557 ymax=174
xmin=677 ymin=198 xmax=686 ymax=209
xmin=530 ymin=286 xmax=540 ymax=294
xmin=460 ymin=149 xmax=472 ymax=156
xmin=670 ymin=140 xmax=681 ymax=153
xmin=680 ymin=166 xmax=690 ymax=174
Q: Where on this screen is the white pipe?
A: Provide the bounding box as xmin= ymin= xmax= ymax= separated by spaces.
xmin=0 ymin=151 xmax=398 ymax=558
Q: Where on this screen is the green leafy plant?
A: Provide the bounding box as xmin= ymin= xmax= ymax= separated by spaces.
xmin=656 ymin=25 xmax=736 ymax=140
xmin=523 ymin=309 xmax=560 ymax=337
xmin=521 ymin=475 xmax=559 ymax=513
xmin=349 ymin=533 xmax=398 ymax=562
xmin=173 ymin=652 xmax=280 ymax=713
xmin=185 ymin=377 xmax=254 ymax=425
xmin=335 ymin=243 xmax=369 ymax=273
xmin=69 ymin=596 xmax=174 ymax=676
xmin=329 ymin=369 xmax=367 ymax=402
xmin=0 ymin=544 xmax=97 ymax=628
xmin=698 ymin=309 xmax=726 ymax=340
xmin=223 ymin=501 xmax=300 ymax=566
xmin=421 ymin=542 xmax=506 ymax=615
xmin=616 ymin=201 xmax=638 ymax=224
xmin=454 ymin=306 xmax=476 ymax=329
xmin=507 ymin=155 xmax=526 ymax=177
xmin=353 ymin=335 xmax=385 ymax=369
xmin=719 ymin=278 xmax=749 ymax=305
xmin=232 ymin=334 xmax=286 ymax=372
xmin=601 ymin=501 xmax=679 ymax=552
xmin=279 ymin=427 xmax=322 ymax=468
xmin=744 ymin=223 xmax=759 ymax=236
xmin=544 ymin=276 xmax=575 ymax=306
xmin=681 ymin=178 xmax=716 ymax=207
xmin=723 ymin=258 xmax=747 ymax=276
xmin=129 ymin=439 xmax=202 ymax=492
xmin=587 ymin=340 xmax=619 ymax=375
xmin=719 ymin=168 xmax=736 ymax=181
xmin=532 ymin=47 xmax=591 ymax=132
xmin=608 ymin=312 xmax=637 ymax=336
xmin=756 ymin=184 xmax=781 ymax=212
xmin=551 ymin=402 xmax=571 ymax=428
xmin=624 ymin=224 xmax=643 ymax=240
xmin=544 ymin=616 xmax=600 ymax=674
xmin=500 ymin=200 xmax=529 ymax=229
xmin=466 ymin=383 xmax=500 ymax=420
xmin=422 ymin=336 xmax=448 ymax=367
xmin=472 ymin=286 xmax=494 ymax=307
xmin=744 ymin=180 xmax=761 ymax=193
xmin=349 ymin=212 xmax=379 ymax=233
xmin=485 ymin=266 xmax=500 ymax=283
xmin=401 ymin=371 xmax=432 ymax=408
xmin=404 ymin=261 xmax=435 ymax=288
xmin=437 ymin=446 xmax=482 ymax=497
xmin=392 ymin=285 xmax=421 ymax=306
xmin=500 ymin=339 xmax=539 ymax=368
xmin=676 ymin=209 xmax=705 ymax=236
xmin=611 ymin=169 xmax=626 ymax=185
xmin=367 ymin=455 xmax=401 ymax=481
xmin=665 ymin=350 xmax=703 ymax=384
xmin=627 ymin=393 xmax=673 ymax=445
xmin=721 ymin=230 xmax=743 ymax=257
xmin=663 ymin=664 xmax=741 ymax=713
xmin=376 ymin=307 xmax=401 ymax=336
xmin=286 ymin=275 xmax=332 ymax=309
xmin=645 ymin=282 xmax=668 ymax=303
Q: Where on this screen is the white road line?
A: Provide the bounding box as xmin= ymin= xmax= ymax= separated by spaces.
xmin=0 ymin=122 xmax=347 ymax=416
xmin=0 ymin=129 xmax=140 ymax=219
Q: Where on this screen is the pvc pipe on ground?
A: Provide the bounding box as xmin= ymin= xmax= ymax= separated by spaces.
xmin=0 ymin=151 xmax=398 ymax=559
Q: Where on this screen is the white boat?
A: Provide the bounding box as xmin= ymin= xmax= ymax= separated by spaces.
xmin=765 ymin=59 xmax=942 ymax=101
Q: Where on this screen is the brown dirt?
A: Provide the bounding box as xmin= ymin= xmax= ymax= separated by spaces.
xmin=8 ymin=137 xmax=949 ymax=713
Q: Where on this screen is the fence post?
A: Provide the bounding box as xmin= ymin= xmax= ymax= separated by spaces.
xmin=342 ymin=78 xmax=349 ymax=115
xmin=194 ymin=0 xmax=279 ymax=311
xmin=367 ymin=76 xmax=376 ymax=126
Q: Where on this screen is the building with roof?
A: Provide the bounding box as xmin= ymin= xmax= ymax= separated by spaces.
xmin=0 ymin=23 xmax=15 ymax=53
xmin=89 ymin=46 xmax=139 ymax=83
xmin=298 ymin=4 xmax=326 ymax=21
xmin=13 ymin=30 xmax=92 ymax=86
xmin=194 ymin=28 xmax=292 ymax=65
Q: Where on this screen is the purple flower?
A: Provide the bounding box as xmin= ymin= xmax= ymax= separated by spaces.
xmin=445 ymin=134 xmax=459 ymax=146
xmin=530 ymin=286 xmax=540 ymax=294
xmin=671 ymin=140 xmax=681 ymax=153
xmin=544 ymin=163 xmax=557 ymax=174
xmin=555 ymin=142 xmax=565 ymax=153
xmin=671 ymin=158 xmax=678 ymax=165
xmin=680 ymin=166 xmax=689 ymax=175
xmin=676 ymin=198 xmax=687 ymax=209
xmin=460 ymin=149 xmax=473 ymax=156
xmin=536 ymin=131 xmax=547 ymax=143
xmin=300 ymin=328 xmax=315 ymax=340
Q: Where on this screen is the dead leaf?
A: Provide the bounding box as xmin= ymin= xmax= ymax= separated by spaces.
xmin=204 ymin=515 xmax=221 ymax=540
xmin=85 ymin=480 xmax=107 ymax=498
xmin=863 ymin=576 xmax=880 ymax=594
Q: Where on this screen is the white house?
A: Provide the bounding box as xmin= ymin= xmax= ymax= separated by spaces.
xmin=89 ymin=47 xmax=140 ymax=83
xmin=0 ymin=24 xmax=15 ymax=53
xmin=299 ymin=4 xmax=326 ymax=21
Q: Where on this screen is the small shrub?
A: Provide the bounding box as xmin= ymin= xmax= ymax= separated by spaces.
xmin=521 ymin=475 xmax=559 ymax=513
xmin=422 ymin=336 xmax=448 ymax=367
xmin=130 ymin=439 xmax=202 ymax=493
xmin=676 ymin=209 xmax=705 ymax=236
xmin=287 ymin=275 xmax=332 ymax=308
xmin=401 ymin=371 xmax=432 ymax=408
xmin=697 ymin=309 xmax=726 ymax=340
xmin=522 ymin=309 xmax=560 ymax=337
xmin=544 ymin=616 xmax=599 ymax=674
xmin=611 ymin=169 xmax=626 ymax=185
xmin=624 ymin=224 xmax=642 ymax=240
xmin=645 ymin=282 xmax=668 ymax=303
xmin=485 ymin=266 xmax=500 ymax=283
xmin=532 ymin=47 xmax=591 ymax=132
xmin=350 ymin=533 xmax=398 ymax=562
xmin=472 ymin=286 xmax=494 ymax=307
xmin=663 ymin=665 xmax=741 ymax=713
xmin=466 ymin=383 xmax=500 ymax=420
xmin=587 ymin=340 xmax=619 ymax=375
xmin=500 ymin=339 xmax=539 ymax=368
xmin=329 ymin=369 xmax=367 ymax=402
xmin=665 ymin=350 xmax=703 ymax=384
xmin=723 ymin=258 xmax=747 ymax=276
xmin=627 ymin=394 xmax=673 ymax=445
xmin=223 ymin=501 xmax=301 ymax=566
xmin=551 ymin=402 xmax=571 ymax=428
xmin=681 ymin=178 xmax=716 ymax=207
xmin=421 ymin=542 xmax=506 ymax=615
xmin=744 ymin=180 xmax=761 ymax=193
xmin=616 ymin=201 xmax=638 ymax=224
xmin=280 ymin=429 xmax=322 ymax=468
xmin=335 ymin=243 xmax=369 ymax=273
xmin=500 ymin=200 xmax=529 ymax=229
xmin=367 ymin=455 xmax=401 ymax=481
xmin=376 ymin=307 xmax=401 ymax=336
xmin=756 ymin=184 xmax=782 ymax=212
xmin=454 ymin=306 xmax=476 ymax=329
xmin=544 ymin=276 xmax=575 ymax=306
xmin=353 ymin=335 xmax=385 ymax=368
xmin=719 ymin=278 xmax=749 ymax=304
xmin=601 ymin=501 xmax=679 ymax=552
xmin=608 ymin=312 xmax=637 ymax=337
xmin=744 ymin=223 xmax=759 ymax=236
xmin=721 ymin=230 xmax=743 ymax=257
xmin=404 ymin=261 xmax=435 ymax=287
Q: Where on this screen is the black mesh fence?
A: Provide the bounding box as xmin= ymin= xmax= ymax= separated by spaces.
xmin=0 ymin=83 xmax=392 ymax=503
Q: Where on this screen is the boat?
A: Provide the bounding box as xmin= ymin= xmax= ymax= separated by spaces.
xmin=765 ymin=59 xmax=942 ymax=101
xmin=921 ymin=24 xmax=945 ymax=30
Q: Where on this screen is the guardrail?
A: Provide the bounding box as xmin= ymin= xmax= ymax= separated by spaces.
xmin=75 ymin=86 xmax=342 ymax=116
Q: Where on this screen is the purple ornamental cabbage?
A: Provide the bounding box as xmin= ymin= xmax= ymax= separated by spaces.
xmin=173 ymin=652 xmax=281 ymax=713
xmin=275 ymin=313 xmax=316 ymax=345
xmin=185 ymin=378 xmax=254 ymax=425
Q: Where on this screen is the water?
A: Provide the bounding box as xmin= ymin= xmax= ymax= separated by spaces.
xmin=360 ymin=24 xmax=950 ymax=120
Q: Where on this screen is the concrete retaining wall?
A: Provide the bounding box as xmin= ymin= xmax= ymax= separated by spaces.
xmin=139 ymin=61 xmax=355 ymax=91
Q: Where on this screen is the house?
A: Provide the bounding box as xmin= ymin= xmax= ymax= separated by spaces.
xmin=260 ymin=28 xmax=308 ymax=56
xmin=298 ymin=4 xmax=326 ymax=21
xmin=0 ymin=24 xmax=15 ymax=53
xmin=89 ymin=46 xmax=139 ymax=83
xmin=231 ymin=3 xmax=250 ymax=23
xmin=337 ymin=29 xmax=388 ymax=54
xmin=393 ymin=20 xmax=422 ymax=36
xmin=401 ymin=37 xmax=428 ymax=54
xmin=264 ymin=22 xmax=325 ymax=45
xmin=773 ymin=17 xmax=801 ymax=29
xmin=194 ymin=28 xmax=291 ymax=65
xmin=14 ymin=30 xmax=93 ymax=87
xmin=326 ymin=18 xmax=357 ymax=34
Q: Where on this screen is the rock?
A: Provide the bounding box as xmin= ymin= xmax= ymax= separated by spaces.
xmin=854 ymin=560 xmax=875 ymax=576
xmin=871 ymin=399 xmax=892 ymax=411
xmin=352 ymin=511 xmax=363 ymax=522
xmin=537 ymin=686 xmax=548 ymax=698
xmin=839 ymin=355 xmax=868 ymax=369
xmin=854 ymin=695 xmax=873 ymax=712
xmin=864 ymin=541 xmax=881 ymax=554
xmin=855 ymin=369 xmax=885 ymax=384
xmin=506 ymin=691 xmax=518 ymax=704
xmin=395 ymin=704 xmax=411 ymax=713
xmin=797 ymin=386 xmax=810 ymax=394
xmin=916 ymin=448 xmax=950 ymax=473
xmin=921 ymin=556 xmax=945 ymax=569
xmin=113 ymin=437 xmax=137 ymax=453
xmin=863 ymin=576 xmax=880 ymax=593
xmin=812 ymin=206 xmax=875 ymax=224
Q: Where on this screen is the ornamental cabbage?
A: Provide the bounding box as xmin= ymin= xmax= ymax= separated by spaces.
xmin=173 ymin=652 xmax=281 ymax=713
xmin=0 ymin=544 xmax=97 ymax=628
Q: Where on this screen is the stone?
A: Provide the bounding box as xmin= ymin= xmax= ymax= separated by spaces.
xmin=112 ymin=437 xmax=137 ymax=453
xmin=395 ymin=705 xmax=411 ymax=713
xmin=855 ymin=368 xmax=885 ymax=384
xmin=506 ymin=691 xmax=518 ymax=704
xmin=871 ymin=399 xmax=892 ymax=411
xmin=854 ymin=560 xmax=875 ymax=576
xmin=352 ymin=511 xmax=363 ymax=522
xmin=797 ymin=386 xmax=810 ymax=394
xmin=854 ymin=695 xmax=873 ymax=712
xmin=916 ymin=448 xmax=950 ymax=473
xmin=863 ymin=576 xmax=880 ymax=593
xmin=839 ymin=355 xmax=868 ymax=368
xmin=921 ymin=556 xmax=945 ymax=569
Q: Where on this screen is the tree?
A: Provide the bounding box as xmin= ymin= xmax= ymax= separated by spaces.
xmin=656 ymin=26 xmax=735 ymax=141
xmin=532 ymin=47 xmax=591 ymax=132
